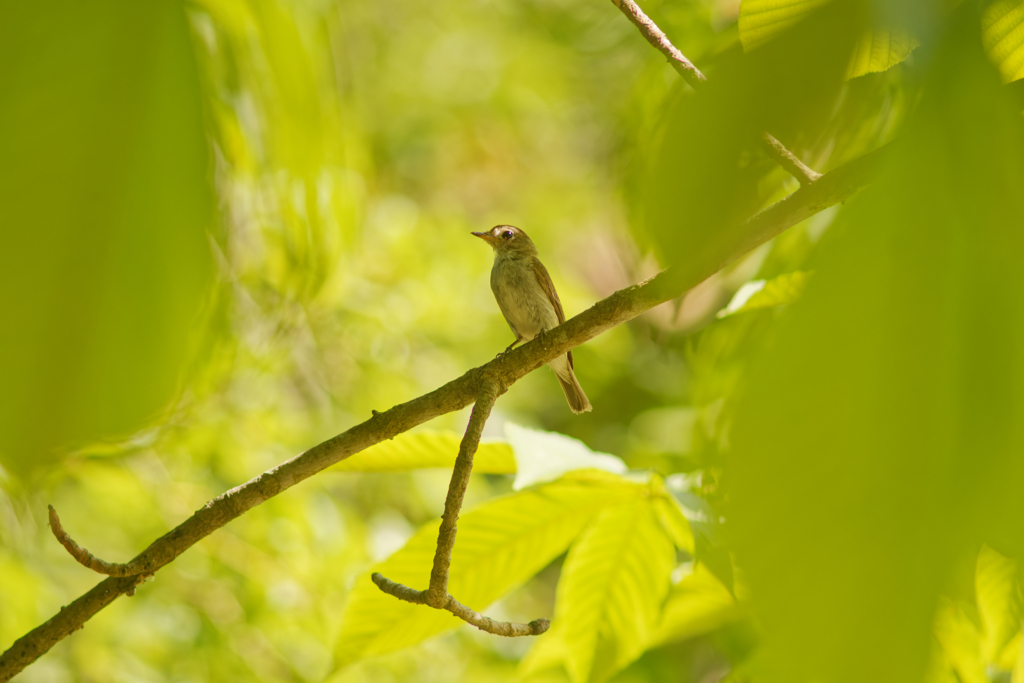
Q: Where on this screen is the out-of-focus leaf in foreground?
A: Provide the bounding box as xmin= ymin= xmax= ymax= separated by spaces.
xmin=642 ymin=2 xmax=862 ymax=278
xmin=0 ymin=0 xmax=213 ymax=476
xmin=335 ymin=471 xmax=640 ymax=668
xmin=728 ymin=11 xmax=1024 ymax=683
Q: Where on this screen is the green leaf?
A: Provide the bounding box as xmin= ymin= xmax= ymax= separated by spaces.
xmin=330 ymin=431 xmax=516 ymax=474
xmin=335 ymin=471 xmax=640 ymax=667
xmin=652 ymin=495 xmax=695 ymax=554
xmin=728 ymin=15 xmax=1024 ymax=682
xmin=739 ymin=0 xmax=915 ymax=78
xmin=651 ymin=563 xmax=740 ymax=647
xmin=845 ymin=28 xmax=918 ymax=80
xmin=1014 ymin=635 xmax=1024 ymax=682
xmin=718 ymin=271 xmax=812 ymax=318
xmin=934 ymin=599 xmax=988 ymax=683
xmin=521 ymin=496 xmax=676 ymax=683
xmin=983 ymin=1 xmax=1024 ymax=83
xmin=738 ymin=0 xmax=830 ymax=52
xmin=0 ymin=0 xmax=213 ymax=473
xmin=666 ymin=480 xmax=733 ymax=593
xmin=505 ymin=422 xmax=626 ymax=491
xmin=976 ymin=544 xmax=1021 ymax=663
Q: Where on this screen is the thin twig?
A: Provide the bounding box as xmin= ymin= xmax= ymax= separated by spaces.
xmin=762 ymin=133 xmax=822 ymax=185
xmin=371 ymin=573 xmax=549 ymax=636
xmin=48 ymin=506 xmax=142 ymax=577
xmin=0 ymin=147 xmax=885 ymax=682
xmin=427 ymin=385 xmax=499 ymax=606
xmin=610 ymin=0 xmax=706 ymax=89
xmin=610 ymin=0 xmax=821 ymax=185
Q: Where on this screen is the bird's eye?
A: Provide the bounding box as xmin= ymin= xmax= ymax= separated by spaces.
xmin=502 ymin=231 xmax=514 ymax=240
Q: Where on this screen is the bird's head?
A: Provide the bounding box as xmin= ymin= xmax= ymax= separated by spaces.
xmin=471 ymin=225 xmax=538 ymax=257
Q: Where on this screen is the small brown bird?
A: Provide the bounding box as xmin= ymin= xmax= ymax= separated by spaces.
xmin=472 ymin=225 xmax=592 ymax=413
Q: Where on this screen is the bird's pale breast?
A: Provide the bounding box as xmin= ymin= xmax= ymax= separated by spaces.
xmin=490 ymin=253 xmax=559 ymax=341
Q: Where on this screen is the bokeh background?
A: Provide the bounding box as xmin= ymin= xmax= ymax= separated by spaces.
xmin=2 ymin=0 xmax=1024 ymax=681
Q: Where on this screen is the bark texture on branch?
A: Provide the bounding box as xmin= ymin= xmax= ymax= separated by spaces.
xmin=371 ymin=573 xmax=550 ymax=636
xmin=426 ymin=387 xmax=500 ymax=607
xmin=48 ymin=506 xmax=142 ymax=577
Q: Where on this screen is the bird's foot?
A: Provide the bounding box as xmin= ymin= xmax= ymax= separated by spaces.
xmin=497 ymin=339 xmax=522 ymax=357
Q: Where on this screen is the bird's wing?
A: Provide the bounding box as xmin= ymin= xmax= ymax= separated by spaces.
xmin=532 ymin=257 xmax=574 ymax=369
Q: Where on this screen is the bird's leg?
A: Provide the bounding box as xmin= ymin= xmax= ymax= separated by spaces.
xmin=496 ymin=337 xmax=523 ymax=357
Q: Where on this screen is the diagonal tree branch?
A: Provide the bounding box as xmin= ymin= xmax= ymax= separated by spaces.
xmin=0 ymin=145 xmax=887 ymax=682
xmin=610 ymin=0 xmax=822 ymax=186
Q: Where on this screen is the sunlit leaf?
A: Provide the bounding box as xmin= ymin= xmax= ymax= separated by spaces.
xmin=521 ymin=496 xmax=676 ymax=683
xmin=335 ymin=471 xmax=641 ymax=667
xmin=934 ymin=599 xmax=988 ymax=683
xmin=738 ymin=0 xmax=830 ymax=51
xmin=739 ymin=0 xmax=915 ymax=78
xmin=651 ymin=563 xmax=740 ymax=647
xmin=982 ymin=0 xmax=1024 ymax=83
xmin=653 ymin=495 xmax=695 ymax=554
xmin=1014 ymin=634 xmax=1024 ymax=682
xmin=505 ymin=422 xmax=626 ymax=491
xmin=330 ymin=431 xmax=515 ymax=474
xmin=845 ymin=27 xmax=918 ymax=79
xmin=718 ymin=271 xmax=811 ymax=318
xmin=976 ymin=544 xmax=1021 ymax=663
xmin=667 ymin=478 xmax=732 ymax=591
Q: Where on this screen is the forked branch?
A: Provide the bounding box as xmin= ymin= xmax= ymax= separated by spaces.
xmin=369 ymin=383 xmax=549 ymax=636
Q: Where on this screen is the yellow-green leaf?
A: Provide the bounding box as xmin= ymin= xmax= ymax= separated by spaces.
xmin=330 ymin=431 xmax=516 ymax=474
xmin=335 ymin=470 xmax=640 ymax=666
xmin=506 ymin=422 xmax=626 ymax=491
xmin=651 ymin=563 xmax=740 ymax=647
xmin=845 ymin=28 xmax=918 ymax=79
xmin=521 ymin=496 xmax=676 ymax=683
xmin=934 ymin=598 xmax=988 ymax=683
xmin=739 ymin=0 xmax=830 ymax=52
xmin=983 ymin=0 xmax=1024 ymax=83
xmin=976 ymin=544 xmax=1021 ymax=663
xmin=653 ymin=495 xmax=695 ymax=554
xmin=739 ymin=0 xmax=915 ymax=78
xmin=718 ymin=271 xmax=812 ymax=318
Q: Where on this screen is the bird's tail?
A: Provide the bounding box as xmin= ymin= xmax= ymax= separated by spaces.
xmin=555 ymin=366 xmax=593 ymax=414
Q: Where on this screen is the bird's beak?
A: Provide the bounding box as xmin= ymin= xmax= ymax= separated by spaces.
xmin=471 ymin=231 xmax=497 ymax=244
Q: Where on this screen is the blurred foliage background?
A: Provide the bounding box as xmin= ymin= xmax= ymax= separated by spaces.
xmin=2 ymin=0 xmax=1024 ymax=681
